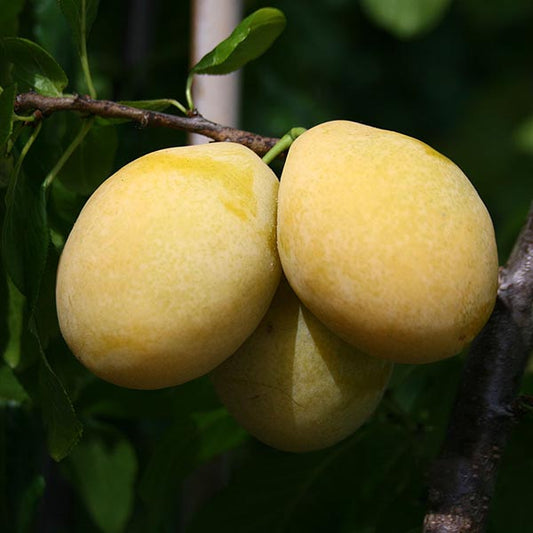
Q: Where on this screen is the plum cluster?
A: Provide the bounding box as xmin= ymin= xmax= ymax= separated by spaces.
xmin=56 ymin=121 xmax=498 ymax=452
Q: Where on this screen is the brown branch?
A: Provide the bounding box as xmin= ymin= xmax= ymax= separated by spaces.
xmin=14 ymin=92 xmax=280 ymax=157
xmin=423 ymin=203 xmax=533 ymax=532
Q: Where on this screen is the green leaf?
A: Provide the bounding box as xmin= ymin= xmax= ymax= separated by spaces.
xmin=191 ymin=8 xmax=286 ymax=75
xmin=67 ymin=430 xmax=137 ymax=533
xmin=58 ymin=120 xmax=117 ymax=195
xmin=120 ymin=99 xmax=183 ymax=113
xmin=189 ymin=409 xmax=249 ymax=463
xmin=0 ymin=364 xmax=28 ymax=405
xmin=58 ymin=0 xmax=100 ymax=51
xmin=2 ymin=152 xmax=49 ymax=307
xmin=38 ymin=351 xmax=83 ymax=461
xmin=140 ymin=408 xmax=247 ymax=529
xmin=0 ymin=84 xmax=16 ymax=150
xmin=360 ymin=0 xmax=453 ymax=38
xmin=1 ymin=37 xmax=68 ymax=96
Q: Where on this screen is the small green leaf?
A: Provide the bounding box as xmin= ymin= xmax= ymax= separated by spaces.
xmin=39 ymin=351 xmax=83 ymax=461
xmin=190 ymin=409 xmax=249 ymax=463
xmin=120 ymin=98 xmax=186 ymax=114
xmin=360 ymin=0 xmax=452 ymax=38
xmin=191 ymin=8 xmax=286 ymax=75
xmin=0 ymin=364 xmax=28 ymax=405
xmin=58 ymin=120 xmax=117 ymax=195
xmin=0 ymin=84 xmax=16 ymax=150
xmin=67 ymin=431 xmax=137 ymax=533
xmin=57 ymin=0 xmax=100 ymax=51
xmin=1 ymin=37 xmax=68 ymax=96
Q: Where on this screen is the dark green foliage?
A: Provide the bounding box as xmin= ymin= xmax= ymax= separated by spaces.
xmin=139 ymin=409 xmax=248 ymax=530
xmin=0 ymin=1 xmax=532 ymax=532
xmin=0 ymin=84 xmax=16 ymax=150
xmin=57 ymin=119 xmax=118 ymax=196
xmin=2 ymin=141 xmax=49 ymax=307
xmin=185 ymin=422 xmax=417 ymax=533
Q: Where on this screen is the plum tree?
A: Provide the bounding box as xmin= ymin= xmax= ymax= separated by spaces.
xmin=4 ymin=4 xmax=532 ymax=531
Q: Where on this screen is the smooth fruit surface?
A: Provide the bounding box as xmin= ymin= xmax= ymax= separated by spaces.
xmin=212 ymin=279 xmax=392 ymax=453
xmin=56 ymin=142 xmax=280 ymax=389
xmin=278 ymin=120 xmax=499 ymax=364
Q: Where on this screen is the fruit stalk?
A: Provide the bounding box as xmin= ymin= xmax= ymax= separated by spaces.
xmin=423 ymin=203 xmax=533 ymax=532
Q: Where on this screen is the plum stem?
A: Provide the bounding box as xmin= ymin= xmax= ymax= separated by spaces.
xmin=261 ymin=127 xmax=306 ymax=165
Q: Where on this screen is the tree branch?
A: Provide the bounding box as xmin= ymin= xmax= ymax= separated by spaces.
xmin=14 ymin=92 xmax=279 ymax=156
xmin=423 ymin=203 xmax=533 ymax=532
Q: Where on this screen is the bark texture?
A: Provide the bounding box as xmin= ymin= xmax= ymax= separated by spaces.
xmin=424 ymin=205 xmax=533 ymax=532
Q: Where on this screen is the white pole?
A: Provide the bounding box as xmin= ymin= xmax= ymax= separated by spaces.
xmin=181 ymin=1 xmax=243 ymax=521
xmin=189 ymin=0 xmax=243 ymax=144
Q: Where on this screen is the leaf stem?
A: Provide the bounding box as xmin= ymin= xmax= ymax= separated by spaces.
xmin=42 ymin=118 xmax=94 ymax=190
xmin=185 ymin=73 xmax=195 ymax=112
xmin=13 ymin=113 xmax=36 ymax=122
xmin=168 ymin=99 xmax=188 ymax=116
xmin=80 ymin=0 xmax=96 ymax=99
xmin=11 ymin=122 xmax=42 ymax=186
xmin=262 ymin=127 xmax=306 ymax=165
xmin=6 ymin=123 xmax=26 ymax=155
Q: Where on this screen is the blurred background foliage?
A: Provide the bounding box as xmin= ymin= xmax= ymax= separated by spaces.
xmin=1 ymin=0 xmax=532 ymax=532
